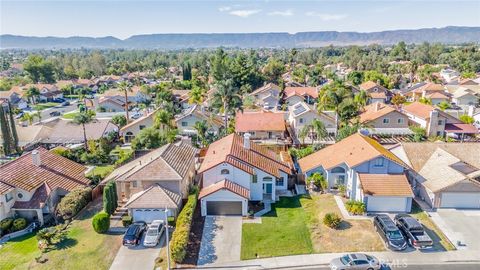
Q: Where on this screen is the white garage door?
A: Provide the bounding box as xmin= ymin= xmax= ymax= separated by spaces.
xmin=440 ymin=193 xmax=480 ymax=209
xmin=132 ymin=209 xmax=166 ymax=223
xmin=367 ymin=197 xmax=408 ymax=212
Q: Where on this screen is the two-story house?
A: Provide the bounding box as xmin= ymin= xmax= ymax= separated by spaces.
xmin=358 ymin=81 xmax=392 ymax=104
xmin=0 ymin=148 xmax=90 ymax=225
xmin=235 ymin=110 xmax=287 ymax=141
xmin=287 ymin=101 xmax=337 ymax=142
xmin=248 ymin=83 xmax=281 ymax=109
xmin=298 ymin=133 xmax=413 ymax=212
xmin=283 ymin=87 xmax=319 ymax=105
xmin=104 ymin=141 xmax=197 ymax=222
xmin=120 ymin=109 xmax=158 ymax=143
xmin=358 ymin=102 xmax=411 ymax=135
xmin=174 ymin=104 xmax=223 ymax=136
xmin=198 ymin=133 xmax=293 ymax=216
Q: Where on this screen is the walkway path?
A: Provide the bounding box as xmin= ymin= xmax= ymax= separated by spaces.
xmin=333 ymin=195 xmax=370 ymax=220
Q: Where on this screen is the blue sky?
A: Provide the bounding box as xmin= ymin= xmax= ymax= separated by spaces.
xmin=1 ymin=0 xmax=479 ymax=39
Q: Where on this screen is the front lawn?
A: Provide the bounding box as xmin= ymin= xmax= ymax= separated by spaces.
xmin=241 ymin=196 xmax=313 ymax=259
xmin=410 ymin=202 xmax=455 ymax=251
xmin=62 ymin=111 xmax=80 ymax=119
xmin=301 ymin=194 xmax=385 ymax=253
xmin=0 ymin=200 xmax=122 ymax=270
xmin=33 ymin=102 xmax=60 ymax=111
xmin=86 ymin=165 xmax=115 ymax=179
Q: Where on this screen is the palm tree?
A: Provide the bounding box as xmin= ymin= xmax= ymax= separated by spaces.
xmin=72 ymin=110 xmax=95 ymax=151
xmin=118 ymin=81 xmax=132 ymax=123
xmin=21 ymin=113 xmax=34 ymax=125
xmin=194 ymin=120 xmax=208 ymax=147
xmin=354 ymin=90 xmax=370 ymax=109
xmin=188 ymin=86 xmax=205 ymax=105
xmin=154 ymin=110 xmax=173 ymax=130
xmin=25 ymin=86 xmax=40 ymax=105
xmin=211 ymin=79 xmax=242 ymax=132
xmin=311 ymin=119 xmax=328 ymax=144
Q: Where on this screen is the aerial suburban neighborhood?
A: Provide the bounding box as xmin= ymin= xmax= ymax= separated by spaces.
xmin=1 ymin=1 xmax=480 ymax=270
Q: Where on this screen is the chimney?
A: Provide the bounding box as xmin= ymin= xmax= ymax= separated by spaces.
xmin=374 ymin=102 xmax=381 ymax=112
xmin=468 ymin=105 xmax=475 ymax=117
xmin=32 ymin=150 xmax=41 ymax=166
xmin=243 ymin=133 xmax=251 ymax=149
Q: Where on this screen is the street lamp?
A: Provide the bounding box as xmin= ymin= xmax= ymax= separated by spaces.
xmin=164 ymin=208 xmax=171 ymax=270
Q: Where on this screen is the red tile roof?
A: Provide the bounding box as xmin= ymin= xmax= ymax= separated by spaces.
xmin=284 ymin=87 xmax=319 ymax=99
xmin=444 ymin=123 xmax=478 ymax=134
xmin=359 ymin=102 xmax=398 ymax=123
xmin=199 ymin=179 xmax=250 ymax=199
xmin=235 ymin=111 xmax=286 ymax=132
xmin=402 ymin=102 xmax=435 ymax=119
xmin=358 ymin=173 xmax=413 ymax=196
xmin=0 ymin=148 xmax=90 ymax=193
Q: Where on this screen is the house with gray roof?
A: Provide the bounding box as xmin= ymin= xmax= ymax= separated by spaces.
xmin=104 ymin=141 xmax=197 ymax=222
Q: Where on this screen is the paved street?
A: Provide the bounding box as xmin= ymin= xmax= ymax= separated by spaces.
xmin=22 ymin=101 xmax=78 ymax=121
xmin=432 ymin=209 xmax=480 ymax=250
xmin=197 ymin=216 xmax=243 ymax=266
xmin=289 ymin=263 xmax=480 ymax=270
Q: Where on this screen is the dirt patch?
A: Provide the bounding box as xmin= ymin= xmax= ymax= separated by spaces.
xmin=180 ymin=203 xmax=205 ymax=266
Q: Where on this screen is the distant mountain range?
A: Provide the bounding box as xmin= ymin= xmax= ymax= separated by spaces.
xmin=1 ymin=26 xmax=479 ymax=49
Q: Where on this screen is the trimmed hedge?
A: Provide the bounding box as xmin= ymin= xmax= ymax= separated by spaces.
xmin=12 ymin=218 xmax=27 ymax=231
xmin=345 ymin=200 xmax=366 ymax=215
xmin=323 ymin=213 xmax=342 ymax=229
xmin=0 ymin=218 xmax=13 ymax=232
xmin=103 ymin=181 xmax=118 ymax=215
xmin=170 ymin=187 xmax=198 ymax=263
xmin=56 ymin=187 xmax=92 ymax=220
xmin=92 ymin=211 xmax=110 ymax=233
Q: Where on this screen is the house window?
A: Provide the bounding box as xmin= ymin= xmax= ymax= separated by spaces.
xmin=331 ymin=167 xmax=345 ymax=173
xmin=276 ymin=177 xmax=284 ymax=186
xmin=336 ymin=175 xmax=346 ymax=185
xmin=374 ymin=158 xmax=384 ymax=167
xmin=251 ymin=174 xmax=257 ymax=183
xmin=221 ymin=169 xmax=230 ymax=175
xmin=438 ymin=120 xmax=443 ymax=125
xmin=5 ymin=193 xmax=13 ymax=202
xmin=299 ymin=118 xmax=304 ymax=124
xmin=373 ymin=87 xmax=378 ymax=92
xmin=181 ymin=121 xmax=188 ymax=127
xmin=17 ymin=193 xmax=23 ymax=199
xmin=397 ymin=118 xmax=404 ymax=124
xmin=383 ymin=118 xmax=390 ymax=124
xmin=263 ymin=177 xmax=273 ymax=182
xmin=139 ymin=125 xmax=146 ymax=130
xmin=131 ymin=181 xmax=138 ymax=188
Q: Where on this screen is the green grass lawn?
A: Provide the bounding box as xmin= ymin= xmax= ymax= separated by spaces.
xmin=33 ymin=102 xmax=61 ymax=111
xmin=86 ymin=165 xmax=115 ymax=179
xmin=241 ymin=196 xmax=313 ymax=260
xmin=410 ymin=202 xmax=455 ymax=251
xmin=61 ymin=111 xmax=80 ymax=119
xmin=0 ymin=201 xmax=122 ymax=270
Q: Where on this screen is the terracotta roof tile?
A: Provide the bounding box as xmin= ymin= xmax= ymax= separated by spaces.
xmin=235 ymin=111 xmax=286 ymax=132
xmin=199 ymin=179 xmax=250 ymax=199
xmin=359 ymin=103 xmax=399 ymax=123
xmin=402 ymin=102 xmax=435 ymax=119
xmin=358 ymin=173 xmax=413 ymax=196
xmin=284 ymin=87 xmax=319 ymax=99
xmin=124 ymin=184 xmax=182 ymax=209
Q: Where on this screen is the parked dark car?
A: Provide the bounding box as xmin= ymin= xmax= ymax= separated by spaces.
xmin=61 ymin=101 xmax=70 ymax=106
xmin=394 ymin=214 xmax=433 ymax=249
xmin=49 ymin=111 xmax=61 ymax=117
xmin=53 ymin=98 xmax=65 ymax=103
xmin=123 ymin=221 xmax=147 ymax=246
xmin=373 ymin=214 xmax=407 ymax=251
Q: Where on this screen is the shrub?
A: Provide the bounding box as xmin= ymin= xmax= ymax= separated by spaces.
xmin=337 ymin=185 xmax=347 ymax=197
xmin=345 ymin=200 xmax=366 ymax=215
xmin=56 ymin=187 xmax=92 ymax=220
xmin=323 ymin=213 xmax=342 ymax=229
xmin=307 ymin=173 xmax=327 ymax=190
xmin=170 ymin=187 xmax=199 ymax=263
xmin=0 ymin=218 xmax=14 ymax=232
xmin=12 ymin=218 xmax=27 ymax=231
xmin=92 ymin=211 xmax=110 ymax=233
xmin=103 ymin=182 xmax=117 ymax=215
xmin=122 ymin=216 xmax=133 ymax=227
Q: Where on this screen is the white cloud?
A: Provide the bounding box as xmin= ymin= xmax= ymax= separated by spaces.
xmin=267 ymin=10 xmax=294 ymax=17
xmin=228 ymin=9 xmax=262 ymax=18
xmin=218 ymin=6 xmax=231 ymax=12
xmin=305 ymin=12 xmax=347 ymax=21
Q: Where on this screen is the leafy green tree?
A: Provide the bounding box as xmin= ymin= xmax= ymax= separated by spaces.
xmin=154 ymin=109 xmax=173 ymax=130
xmin=111 ymin=115 xmax=127 ymax=127
xmin=363 ymin=70 xmax=389 ymax=87
xmin=437 ymin=101 xmax=451 ymax=111
xmin=391 ymin=94 xmax=407 ymax=107
xmin=459 ymin=114 xmax=474 ymax=124
xmin=263 ymin=58 xmax=285 ymax=84
xmin=419 ymin=97 xmax=432 ymax=105
xmin=21 ymin=113 xmax=34 ymax=125
xmin=347 ymin=71 xmax=363 ymax=86
xmin=92 ymin=212 xmax=110 ymax=233
xmin=23 ymin=55 xmax=55 ymax=83
xmin=211 ymin=79 xmax=242 ymax=132
xmin=73 ymin=110 xmax=96 ymax=150
xmin=410 ymin=126 xmax=426 ymax=142
xmin=188 ymin=86 xmax=206 ymax=105
xmin=25 ymin=86 xmax=40 ymax=104
xmin=353 ymin=90 xmax=369 ymax=108
xmin=390 ymin=41 xmax=408 ymax=60
xmin=131 ymin=127 xmax=168 ymax=150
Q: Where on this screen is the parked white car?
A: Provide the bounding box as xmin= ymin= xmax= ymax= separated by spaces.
xmin=143 ymin=220 xmax=165 ymax=247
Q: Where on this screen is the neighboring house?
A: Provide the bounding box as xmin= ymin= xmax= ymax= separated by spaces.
xmin=97 ymin=96 xmax=127 ymax=112
xmin=175 ymin=105 xmax=223 ymax=136
xmin=391 ymin=143 xmax=480 ymax=209
xmin=31 ymin=84 xmax=63 ymax=102
xmin=104 ymin=141 xmax=197 ymax=222
xmin=283 ymin=87 xmax=319 ymax=105
xmin=120 ymin=109 xmax=157 ymax=143
xmin=440 ymin=68 xmax=460 ymax=83
xmin=102 ymin=86 xmax=150 ymax=104
xmin=358 ymin=102 xmax=411 ymax=135
xmin=0 ymin=88 xmax=27 ymax=109
xmin=298 ymin=133 xmax=413 ymax=212
xmin=406 ymin=83 xmax=446 ymax=102
xmin=0 ymin=148 xmax=90 ymax=225
xmin=235 ymin=110 xmax=287 ymax=141
xmin=451 ymin=87 xmax=479 ymax=106
xmin=40 ymin=118 xmax=118 ymax=146
xmin=287 ymin=101 xmax=337 ymax=142
xmin=198 ymin=134 xmax=293 ymax=216
xmin=402 ymin=102 xmax=478 ymax=139
xmin=248 ymin=83 xmax=281 ymax=109
xmin=358 ymin=81 xmax=392 ymax=104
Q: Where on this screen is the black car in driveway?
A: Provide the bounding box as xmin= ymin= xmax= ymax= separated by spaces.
xmin=394 ymin=214 xmax=433 ymax=249
xmin=123 ymin=221 xmax=147 ymax=246
xmin=373 ymin=214 xmax=407 ymax=251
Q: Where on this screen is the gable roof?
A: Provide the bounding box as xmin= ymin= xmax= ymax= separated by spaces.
xmin=199 ymin=179 xmax=250 ymax=199
xmin=124 ymin=184 xmax=182 ymax=209
xmin=120 ymin=109 xmax=157 ymax=132
xmin=235 ymin=111 xmax=286 ymax=132
xmin=413 ymin=82 xmax=445 ymax=93
xmin=284 ymin=87 xmax=319 ymax=99
xmin=175 ymin=104 xmax=223 ymax=127
xmin=452 ymin=87 xmax=477 ymax=98
xmin=402 ymin=102 xmax=436 ymax=119
xmin=358 ymin=173 xmax=413 ymax=197
xmin=198 ymin=134 xmax=292 ymax=178
xmin=0 ymin=148 xmax=90 ymax=193
xmin=249 ymin=83 xmax=280 ymax=96
xmin=359 ymin=102 xmax=403 ymax=123
xmin=40 ymin=118 xmax=118 ymax=144
xmin=359 ymin=81 xmax=388 ymax=92
xmin=426 ymin=91 xmax=449 ymax=99
xmin=105 ymin=141 xmax=197 ymax=182
xmin=298 ymin=133 xmax=407 ymax=173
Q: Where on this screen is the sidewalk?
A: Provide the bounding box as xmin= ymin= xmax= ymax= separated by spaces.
xmin=189 ymin=249 xmax=480 ymax=269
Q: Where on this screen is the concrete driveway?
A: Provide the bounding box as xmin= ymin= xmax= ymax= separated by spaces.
xmin=432 ymin=209 xmax=480 ymax=250
xmin=197 ymin=216 xmax=242 ymax=265
xmin=110 ymin=234 xmax=164 ymax=270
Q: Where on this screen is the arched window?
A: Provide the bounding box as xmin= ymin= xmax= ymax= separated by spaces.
xmin=331 ymin=167 xmax=345 ymax=174
xmin=221 ymin=169 xmax=230 ymax=175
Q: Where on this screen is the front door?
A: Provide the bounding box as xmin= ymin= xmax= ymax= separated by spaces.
xmin=263 ymin=183 xmax=272 ymax=194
